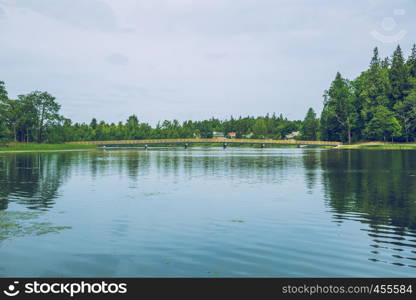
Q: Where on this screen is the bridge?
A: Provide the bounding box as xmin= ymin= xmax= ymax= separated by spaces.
xmin=67 ymin=138 xmax=342 ymax=148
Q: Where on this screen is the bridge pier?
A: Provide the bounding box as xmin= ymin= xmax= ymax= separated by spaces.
xmin=223 ymin=143 xmax=227 ymax=149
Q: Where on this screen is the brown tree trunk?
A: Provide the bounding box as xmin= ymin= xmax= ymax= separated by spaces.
xmin=347 ymin=126 xmax=351 ymax=144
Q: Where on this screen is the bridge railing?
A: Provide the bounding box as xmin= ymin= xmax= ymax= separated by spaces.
xmin=66 ymin=138 xmax=342 ymax=146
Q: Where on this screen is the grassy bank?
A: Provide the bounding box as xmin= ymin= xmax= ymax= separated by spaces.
xmin=3 ymin=142 xmax=392 ymax=152
xmin=0 ymin=143 xmax=97 ymax=152
xmin=338 ymin=142 xmax=416 ymax=150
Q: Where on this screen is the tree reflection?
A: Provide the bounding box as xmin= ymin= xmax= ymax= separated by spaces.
xmin=320 ymin=150 xmax=416 ymax=268
xmin=302 ymin=150 xmax=320 ymax=192
xmin=0 ymin=153 xmax=72 ymax=210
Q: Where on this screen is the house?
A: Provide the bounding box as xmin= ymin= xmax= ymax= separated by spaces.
xmin=242 ymin=132 xmax=254 ymax=139
xmin=226 ymin=132 xmax=237 ymax=139
xmin=285 ymin=131 xmax=300 ymax=139
xmin=212 ymin=131 xmax=224 ymax=138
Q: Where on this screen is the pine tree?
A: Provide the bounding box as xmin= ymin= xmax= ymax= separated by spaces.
xmin=389 ymin=45 xmax=411 ymax=107
xmin=301 ymin=108 xmax=319 ymax=140
xmin=0 ymin=81 xmax=9 ymax=140
xmin=354 ymin=48 xmax=391 ymax=137
xmin=394 ymin=90 xmax=416 ymax=142
xmin=320 ymin=72 xmax=356 ymax=143
xmin=407 ymin=44 xmax=416 ymax=78
xmin=370 ymin=47 xmax=380 ymax=68
xmin=90 ymin=118 xmax=98 ymax=129
xmin=381 ymin=57 xmax=390 ymax=69
xmin=0 ymin=81 xmax=8 ymax=101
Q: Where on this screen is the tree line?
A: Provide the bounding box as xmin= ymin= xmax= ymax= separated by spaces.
xmin=1 ymin=44 xmax=415 ymax=144
xmin=320 ymin=45 xmax=416 ymax=143
xmin=0 ymin=82 xmax=301 ymax=143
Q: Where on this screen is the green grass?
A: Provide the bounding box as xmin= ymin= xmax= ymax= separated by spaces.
xmin=0 ymin=143 xmax=97 ymax=152
xmin=339 ymin=142 xmax=416 ymax=150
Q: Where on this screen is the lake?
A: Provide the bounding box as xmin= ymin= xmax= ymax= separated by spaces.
xmin=0 ymin=148 xmax=415 ymax=277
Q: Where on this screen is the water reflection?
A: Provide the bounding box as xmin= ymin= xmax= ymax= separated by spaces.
xmin=0 ymin=153 xmax=73 ymax=210
xmin=0 ymin=149 xmax=415 ymax=276
xmin=320 ymin=150 xmax=416 ymax=269
xmin=302 ymin=150 xmax=320 ymax=192
xmin=0 ymin=153 xmax=73 ymax=242
xmin=86 ymin=149 xmax=304 ymax=184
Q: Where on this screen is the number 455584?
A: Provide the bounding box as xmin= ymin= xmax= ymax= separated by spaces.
xmin=373 ymin=285 xmax=412 ymax=294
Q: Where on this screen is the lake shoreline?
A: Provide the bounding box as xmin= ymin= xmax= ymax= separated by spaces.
xmin=337 ymin=142 xmax=416 ymax=150
xmin=0 ymin=143 xmax=97 ymax=153
xmin=0 ymin=142 xmax=320 ymax=153
xmin=1 ymin=142 xmax=416 ymax=153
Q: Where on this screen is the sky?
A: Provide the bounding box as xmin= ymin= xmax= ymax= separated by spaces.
xmin=0 ymin=0 xmax=415 ymax=125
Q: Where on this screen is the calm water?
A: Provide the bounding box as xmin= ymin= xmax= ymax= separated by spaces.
xmin=0 ymin=148 xmax=415 ymax=277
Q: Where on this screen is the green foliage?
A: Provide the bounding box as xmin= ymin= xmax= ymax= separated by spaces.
xmin=18 ymin=91 xmax=62 ymax=142
xmin=408 ymin=45 xmax=416 ymax=78
xmin=0 ymin=80 xmax=302 ymax=143
xmin=363 ymin=106 xmax=401 ymax=141
xmin=321 ymin=44 xmax=416 ymax=143
xmin=0 ymin=81 xmax=7 ymax=101
xmin=389 ymin=45 xmax=411 ymax=107
xmin=301 ymin=108 xmax=319 ymax=140
xmin=4 ymin=44 xmax=416 ymax=144
xmin=321 ymin=72 xmax=356 ymax=143
xmin=394 ymin=90 xmax=416 ymax=142
xmin=252 ymin=119 xmax=267 ymax=138
xmin=0 ymin=81 xmax=9 ymax=141
xmin=0 ymin=87 xmax=63 ymax=143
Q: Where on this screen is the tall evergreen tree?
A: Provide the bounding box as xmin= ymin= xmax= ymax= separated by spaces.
xmin=0 ymin=81 xmax=8 ymax=101
xmin=389 ymin=45 xmax=411 ymax=108
xmin=301 ymin=108 xmax=319 ymax=140
xmin=90 ymin=118 xmax=98 ymax=130
xmin=407 ymin=44 xmax=416 ymax=79
xmin=370 ymin=47 xmax=381 ymax=68
xmin=321 ymin=72 xmax=356 ymax=143
xmin=394 ymin=90 xmax=416 ymax=142
xmin=0 ymin=81 xmax=9 ymax=140
xmin=353 ymin=48 xmax=391 ymax=139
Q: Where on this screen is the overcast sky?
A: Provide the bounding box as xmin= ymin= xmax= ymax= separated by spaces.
xmin=0 ymin=0 xmax=415 ymax=125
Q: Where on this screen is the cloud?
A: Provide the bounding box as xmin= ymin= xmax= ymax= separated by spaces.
xmin=0 ymin=0 xmax=415 ymax=125
xmin=205 ymin=53 xmax=229 ymax=61
xmin=0 ymin=4 xmax=6 ymax=19
xmin=6 ymin=0 xmax=118 ymax=32
xmin=106 ymin=53 xmax=129 ymax=66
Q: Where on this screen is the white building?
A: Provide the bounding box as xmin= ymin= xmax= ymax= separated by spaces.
xmin=285 ymin=131 xmax=300 ymax=139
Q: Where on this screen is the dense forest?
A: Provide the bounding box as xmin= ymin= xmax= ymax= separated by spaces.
xmin=0 ymin=44 xmax=415 ymax=144
xmin=321 ymin=44 xmax=416 ymax=143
